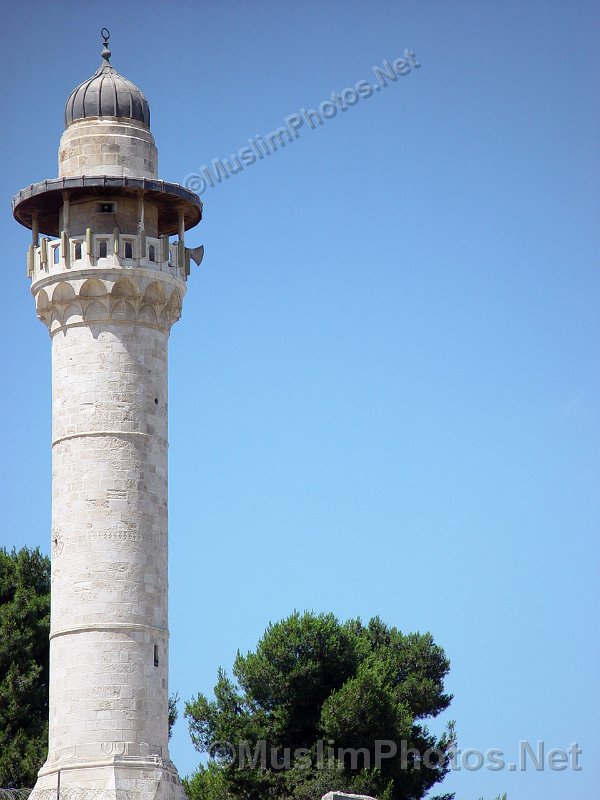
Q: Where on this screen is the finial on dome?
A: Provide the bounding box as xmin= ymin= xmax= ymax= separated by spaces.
xmin=101 ymin=27 xmax=111 ymax=64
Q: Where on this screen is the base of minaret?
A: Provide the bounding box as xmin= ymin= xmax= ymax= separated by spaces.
xmin=31 ymin=759 xmax=187 ymax=800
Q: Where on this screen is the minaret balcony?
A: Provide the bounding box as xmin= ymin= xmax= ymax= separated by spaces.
xmin=28 ymin=232 xmax=186 ymax=284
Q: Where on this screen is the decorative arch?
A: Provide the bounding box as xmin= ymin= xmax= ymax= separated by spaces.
xmin=111 ymin=278 xmax=139 ymax=299
xmin=36 ymin=289 xmax=50 ymax=313
xmin=112 ymin=300 xmax=137 ymax=321
xmin=138 ymin=304 xmax=158 ymax=324
xmin=80 ymin=278 xmax=107 ymax=298
xmin=84 ymin=301 xmax=108 ymax=321
xmin=63 ymin=303 xmax=84 ymax=325
xmin=143 ymin=281 xmax=166 ymax=303
xmin=167 ymin=290 xmax=182 ymax=323
xmin=52 ymin=282 xmax=76 ymax=303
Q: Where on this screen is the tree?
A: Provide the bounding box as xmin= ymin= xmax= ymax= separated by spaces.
xmin=0 ymin=547 xmax=51 ymax=788
xmin=184 ymin=612 xmax=455 ymax=800
xmin=169 ymin=692 xmax=180 ymax=739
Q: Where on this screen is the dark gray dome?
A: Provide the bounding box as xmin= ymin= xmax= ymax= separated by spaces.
xmin=65 ymin=55 xmax=150 ymax=128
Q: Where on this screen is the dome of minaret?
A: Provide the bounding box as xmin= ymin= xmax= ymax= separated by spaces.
xmin=64 ymin=29 xmax=150 ymax=128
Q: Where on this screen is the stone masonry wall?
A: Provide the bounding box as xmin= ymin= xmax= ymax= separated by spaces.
xmin=59 ymin=118 xmax=158 ymax=179
xmin=47 ymin=320 xmax=170 ymax=764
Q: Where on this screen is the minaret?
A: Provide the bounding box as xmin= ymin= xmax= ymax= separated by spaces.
xmin=12 ymin=30 xmax=201 ymax=799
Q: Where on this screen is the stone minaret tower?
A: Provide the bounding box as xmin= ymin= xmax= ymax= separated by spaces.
xmin=12 ymin=30 xmax=202 ymax=799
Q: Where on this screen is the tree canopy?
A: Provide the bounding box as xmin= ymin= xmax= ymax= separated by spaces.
xmin=0 ymin=547 xmax=51 ymax=788
xmin=184 ymin=611 xmax=455 ymax=800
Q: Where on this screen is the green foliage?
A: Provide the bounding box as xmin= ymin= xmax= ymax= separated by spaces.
xmin=0 ymin=547 xmax=51 ymax=787
xmin=183 ymin=761 xmax=232 ymax=800
xmin=185 ymin=612 xmax=455 ymax=800
xmin=169 ymin=692 xmax=180 ymax=739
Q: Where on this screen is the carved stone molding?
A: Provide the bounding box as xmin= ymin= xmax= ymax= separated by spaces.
xmin=32 ymin=271 xmax=185 ymax=334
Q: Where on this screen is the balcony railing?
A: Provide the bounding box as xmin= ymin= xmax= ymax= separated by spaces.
xmin=27 ymin=231 xmax=186 ymax=284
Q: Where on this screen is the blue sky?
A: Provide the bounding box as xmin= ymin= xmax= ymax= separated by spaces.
xmin=2 ymin=2 xmax=599 ymax=799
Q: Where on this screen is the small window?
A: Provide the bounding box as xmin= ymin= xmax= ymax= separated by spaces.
xmin=124 ymin=241 xmax=133 ymax=259
xmin=99 ymin=241 xmax=108 ymax=258
xmin=74 ymin=242 xmax=82 ymax=260
xmin=53 ymin=246 xmax=60 ymax=265
xmin=148 ymin=244 xmax=156 ymax=262
xmin=153 ymin=644 xmax=159 ymax=667
xmin=97 ymin=202 xmax=115 ymax=214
